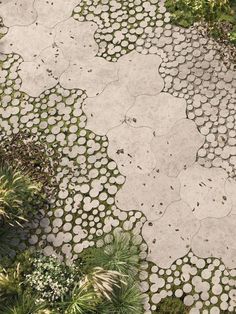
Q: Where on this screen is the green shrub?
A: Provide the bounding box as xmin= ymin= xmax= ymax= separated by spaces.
xmin=80 ymin=233 xmax=141 ymax=276
xmin=0 ymin=132 xmax=57 ymax=188
xmin=165 ymin=0 xmax=236 ymax=45
xmin=0 ymin=263 xmax=21 ymax=301
xmin=98 ymin=281 xmax=144 ymax=314
xmin=0 ymin=250 xmax=33 ymax=304
xmin=0 ymin=162 xmax=42 ymax=225
xmin=0 ymin=253 xmax=43 ymax=312
xmin=26 ymin=253 xmax=79 ymax=305
xmin=0 ymin=227 xmax=16 ymax=257
xmin=166 ymin=0 xmax=232 ymax=26
xmin=0 ymin=244 xmax=50 ymax=310
xmin=0 ymin=292 xmax=48 ymax=314
xmin=60 ymin=281 xmax=101 ymax=314
xmin=155 ymin=297 xmax=188 ymax=314
xmin=78 ymin=234 xmax=144 ymax=314
xmin=0 ymin=233 xmax=144 ymax=314
xmin=81 ymin=267 xmax=125 ymax=300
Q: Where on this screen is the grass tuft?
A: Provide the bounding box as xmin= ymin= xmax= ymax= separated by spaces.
xmin=80 ymin=233 xmax=141 ymax=276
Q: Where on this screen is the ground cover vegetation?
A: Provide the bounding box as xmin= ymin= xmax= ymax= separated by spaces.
xmin=166 ymin=0 xmax=236 ymax=42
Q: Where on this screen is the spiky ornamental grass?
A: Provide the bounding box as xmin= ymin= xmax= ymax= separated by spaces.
xmin=81 ymin=267 xmax=125 ymax=301
xmin=0 ymin=263 xmax=21 ymax=300
xmin=98 ymin=281 xmax=144 ymax=314
xmin=61 ymin=267 xmax=125 ymax=314
xmin=77 ymin=233 xmax=144 ymax=314
xmin=0 ymin=162 xmax=42 ymax=226
xmin=61 ymin=281 xmax=99 ymax=314
xmin=80 ymin=233 xmax=141 ymax=277
xmin=0 ymin=292 xmax=48 ymax=314
xmin=0 ymin=261 xmax=46 ymax=314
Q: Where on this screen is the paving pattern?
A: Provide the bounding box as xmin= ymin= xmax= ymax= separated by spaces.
xmin=0 ymin=0 xmax=236 ymax=313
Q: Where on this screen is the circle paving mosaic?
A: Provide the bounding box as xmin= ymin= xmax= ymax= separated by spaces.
xmin=73 ymin=0 xmax=236 ymax=178
xmin=0 ymin=0 xmax=236 ymax=313
xmin=0 ymin=49 xmax=145 ymax=260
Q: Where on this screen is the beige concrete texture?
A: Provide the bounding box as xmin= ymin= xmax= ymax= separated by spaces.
xmin=0 ymin=0 xmax=236 ymax=312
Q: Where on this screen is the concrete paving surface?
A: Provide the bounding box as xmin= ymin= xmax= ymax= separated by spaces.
xmin=0 ymin=0 xmax=235 ymax=312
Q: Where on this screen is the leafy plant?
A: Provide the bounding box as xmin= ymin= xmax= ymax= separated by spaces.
xmin=0 ymin=251 xmax=58 ymax=313
xmin=0 ymin=132 xmax=58 ymax=188
xmin=229 ymin=27 xmax=236 ymax=44
xmin=81 ymin=267 xmax=125 ymax=301
xmin=61 ymin=282 xmax=99 ymax=314
xmin=26 ymin=253 xmax=79 ymax=304
xmin=60 ymin=266 xmax=125 ymax=313
xmin=0 ymin=226 xmax=17 ymax=257
xmin=0 ymin=232 xmax=143 ymax=314
xmin=165 ymin=0 xmax=236 ymax=46
xmin=155 ymin=297 xmax=188 ymax=314
xmin=0 ymin=263 xmax=21 ymax=300
xmin=0 ymin=292 xmax=47 ymax=314
xmin=77 ymin=234 xmax=144 ymax=313
xmin=80 ymin=233 xmax=141 ymax=276
xmin=0 ymin=251 xmax=35 ymax=303
xmin=0 ymin=162 xmax=42 ymax=225
xmin=166 ymin=0 xmax=232 ymax=26
xmin=98 ymin=281 xmax=144 ymax=314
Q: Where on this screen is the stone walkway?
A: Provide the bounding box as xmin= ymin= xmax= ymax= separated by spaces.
xmin=0 ymin=0 xmax=236 ymax=313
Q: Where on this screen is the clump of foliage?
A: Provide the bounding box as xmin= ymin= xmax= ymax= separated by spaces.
xmin=61 ymin=281 xmax=99 ymax=314
xmin=98 ymin=281 xmax=143 ymax=314
xmin=0 ymin=132 xmax=57 ymax=188
xmin=0 ymin=251 xmax=50 ymax=313
xmin=0 ymin=162 xmax=44 ymax=259
xmin=0 ymin=227 xmax=16 ymax=256
xmin=0 ymin=251 xmax=73 ymax=313
xmin=80 ymin=232 xmax=141 ymax=276
xmin=0 ymin=132 xmax=56 ymax=257
xmin=76 ymin=232 xmax=144 ymax=314
xmin=80 ymin=267 xmax=124 ymax=300
xmin=60 ymin=268 xmax=124 ymax=314
xmin=26 ymin=253 xmax=79 ymax=305
xmin=0 ymin=292 xmax=48 ymax=314
xmin=0 ymin=263 xmax=21 ymax=300
xmin=0 ymin=162 xmax=42 ymax=226
xmin=0 ymin=233 xmax=144 ymax=314
xmin=165 ymin=0 xmax=236 ymax=45
xmin=155 ymin=297 xmax=189 ymax=314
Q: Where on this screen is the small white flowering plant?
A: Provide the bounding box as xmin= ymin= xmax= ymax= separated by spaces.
xmin=26 ymin=252 xmax=80 ymax=305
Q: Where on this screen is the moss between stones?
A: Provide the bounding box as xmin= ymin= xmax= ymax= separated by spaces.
xmin=155 ymin=297 xmax=189 ymax=314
